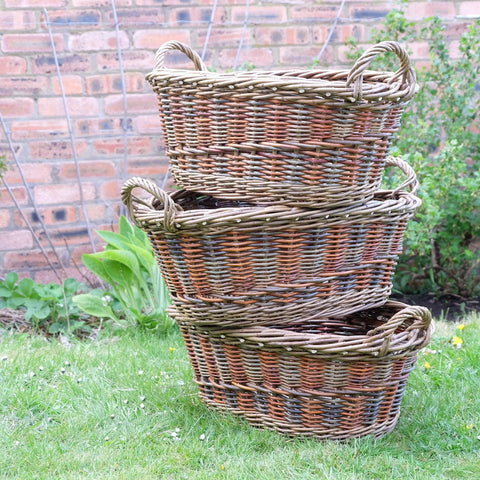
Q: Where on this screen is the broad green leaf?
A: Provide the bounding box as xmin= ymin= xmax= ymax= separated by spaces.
xmin=17 ymin=278 xmax=34 ymax=297
xmin=82 ymin=253 xmax=115 ymax=286
xmin=73 ymin=294 xmax=118 ymax=321
xmin=96 ymin=230 xmax=131 ymax=251
xmin=101 ymin=259 xmax=134 ymax=288
xmin=3 ymin=272 xmax=18 ymax=289
xmin=0 ymin=286 xmax=12 ymax=298
xmin=119 ymin=215 xmax=133 ymax=238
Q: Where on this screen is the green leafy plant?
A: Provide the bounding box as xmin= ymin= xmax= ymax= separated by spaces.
xmin=0 ymin=273 xmax=94 ymax=334
xmin=349 ymin=9 xmax=480 ymax=298
xmin=73 ymin=216 xmax=172 ymax=330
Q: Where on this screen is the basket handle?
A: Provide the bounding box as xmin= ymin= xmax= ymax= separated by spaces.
xmin=346 ymin=41 xmax=416 ymax=101
xmin=384 ymin=156 xmax=419 ymax=195
xmin=367 ymin=304 xmax=432 ymax=356
xmin=153 ymin=40 xmax=208 ymax=72
xmin=121 ymin=177 xmax=183 ymax=233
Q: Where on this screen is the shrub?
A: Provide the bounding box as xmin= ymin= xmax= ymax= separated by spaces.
xmin=349 ymin=9 xmax=480 ymax=298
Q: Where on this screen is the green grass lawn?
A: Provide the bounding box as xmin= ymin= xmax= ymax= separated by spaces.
xmin=1 ymin=315 xmax=479 ymax=480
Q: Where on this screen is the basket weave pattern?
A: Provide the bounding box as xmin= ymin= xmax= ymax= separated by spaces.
xmin=121 ymin=158 xmax=420 ymax=325
xmin=146 ymin=41 xmax=417 ymax=208
xmin=169 ymin=301 xmax=433 ymax=440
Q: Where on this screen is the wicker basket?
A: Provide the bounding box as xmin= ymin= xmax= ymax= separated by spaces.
xmin=121 ymin=157 xmax=420 ymax=325
xmin=146 ymin=40 xmax=417 ymax=208
xmin=169 ymin=301 xmax=433 ymax=440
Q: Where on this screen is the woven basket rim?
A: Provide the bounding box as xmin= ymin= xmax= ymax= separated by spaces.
xmin=147 ymin=40 xmax=418 ymax=103
xmin=170 ymin=301 xmax=433 ymax=358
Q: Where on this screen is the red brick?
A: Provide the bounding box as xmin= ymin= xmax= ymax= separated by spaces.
xmin=0 ymin=209 xmax=11 ymax=229
xmin=4 ymin=163 xmax=54 ymax=184
xmin=0 ymin=11 xmax=36 ymax=31
xmin=85 ymin=72 xmax=146 ymax=95
xmin=409 ymin=41 xmax=431 ymax=61
xmin=1 ymin=34 xmax=64 ymax=53
xmin=97 ymin=51 xmax=153 ymax=72
xmin=93 ymin=137 xmax=151 ymax=155
xmin=349 ymin=7 xmax=390 ymax=20
xmin=279 ymin=45 xmax=334 ymax=67
xmin=0 ymin=56 xmax=27 ymax=75
xmin=52 ymin=75 xmax=84 ymax=95
xmin=320 ymin=24 xmax=366 ymax=45
xmin=13 ymin=206 xmax=77 ymax=227
xmin=0 ymin=186 xmax=27 ymax=207
xmin=195 ymin=28 xmax=253 ymax=48
xmin=5 ymin=0 xmax=66 ymax=6
xmin=85 ymin=204 xmax=108 ymax=221
xmin=106 ymin=8 xmax=165 ymax=25
xmin=29 ymin=141 xmax=88 ymax=161
xmin=72 ymin=0 xmax=132 ymax=6
xmin=49 ymin=226 xmax=94 ymax=247
xmin=0 ymin=77 xmax=49 ymax=96
xmin=73 ymin=117 xmax=130 ymax=137
xmin=40 ymin=9 xmax=101 ymax=29
xmin=100 ymin=179 xmax=123 ymax=200
xmin=218 ymin=47 xmax=274 ymax=69
xmin=289 ymin=5 xmax=339 ymax=22
xmin=404 ymin=2 xmax=456 ymax=20
xmin=135 ymin=114 xmax=164 ymax=134
xmin=104 ymin=93 xmax=158 ymax=115
xmin=458 ymin=1 xmax=480 ymax=16
xmin=34 ymin=183 xmax=96 ymax=205
xmin=231 ymin=6 xmax=287 ymax=24
xmin=58 ymin=160 xmax=116 ymax=179
xmin=10 ymin=119 xmax=69 ymax=141
xmin=0 ymin=98 xmax=35 ymax=118
xmin=69 ymin=31 xmax=129 ymax=51
xmin=167 ymin=7 xmax=227 ymax=26
xmin=0 ymin=229 xmax=33 ymax=251
xmin=449 ymin=40 xmax=462 ymax=59
xmin=4 ymin=250 xmax=62 ymax=271
xmin=255 ymin=26 xmax=310 ymax=45
xmin=133 ymin=29 xmax=191 ymax=50
xmin=127 ymin=158 xmax=169 ymax=176
xmin=38 ymin=97 xmax=100 ymax=117
xmin=33 ymin=53 xmax=92 ymax=74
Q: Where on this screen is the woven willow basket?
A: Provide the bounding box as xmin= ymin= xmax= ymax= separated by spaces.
xmin=121 ymin=158 xmax=420 ymax=326
xmin=146 ymin=40 xmax=417 ymax=208
xmin=169 ymin=301 xmax=433 ymax=440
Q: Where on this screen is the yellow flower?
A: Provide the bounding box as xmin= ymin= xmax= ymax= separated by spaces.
xmin=466 ymin=424 xmax=474 ymax=430
xmin=169 ymin=347 xmax=176 ymax=352
xmin=452 ymin=335 xmax=463 ymax=346
xmin=458 ymin=324 xmax=465 ymax=331
xmin=221 ymin=464 xmax=225 ymax=471
xmin=424 ymin=361 xmax=431 ymax=369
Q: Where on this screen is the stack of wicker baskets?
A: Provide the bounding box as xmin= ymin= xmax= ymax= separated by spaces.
xmin=121 ymin=41 xmax=433 ymax=440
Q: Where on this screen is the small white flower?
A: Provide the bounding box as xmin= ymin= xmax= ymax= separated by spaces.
xmin=39 ymin=366 xmax=44 ymax=371
xmin=65 ymin=361 xmax=70 ymax=366
xmin=110 ymin=414 xmax=115 ymax=419
xmin=140 ymin=403 xmax=145 ymax=409
xmin=1 ymin=356 xmax=7 ymax=362
xmin=200 ymin=434 xmax=206 ymax=441
xmin=123 ymin=399 xmax=129 ymax=404
xmin=140 ymin=396 xmax=146 ymax=401
xmin=138 ymin=370 xmax=144 ymax=375
xmin=105 ymin=436 xmax=110 ymax=441
xmin=60 ymin=367 xmax=66 ymax=374
xmin=29 ymin=372 xmax=36 ymax=378
xmin=171 ymin=431 xmax=178 ymax=438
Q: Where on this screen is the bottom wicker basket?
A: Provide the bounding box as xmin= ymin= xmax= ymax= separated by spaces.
xmin=169 ymin=301 xmax=433 ymax=440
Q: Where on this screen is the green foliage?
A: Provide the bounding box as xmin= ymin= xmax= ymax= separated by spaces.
xmin=0 ymin=154 xmax=7 ymax=177
xmin=350 ymin=10 xmax=480 ymax=297
xmin=74 ymin=216 xmax=172 ymax=331
xmin=0 ymin=273 xmax=94 ymax=334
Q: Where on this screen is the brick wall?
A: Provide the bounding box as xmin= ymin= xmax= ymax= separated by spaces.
xmin=0 ymin=0 xmax=478 ymax=283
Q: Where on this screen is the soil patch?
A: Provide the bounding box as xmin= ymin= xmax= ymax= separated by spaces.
xmin=391 ymin=292 xmax=480 ymax=322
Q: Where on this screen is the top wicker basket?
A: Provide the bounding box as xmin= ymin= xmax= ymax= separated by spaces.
xmin=146 ymin=40 xmax=418 ymax=208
